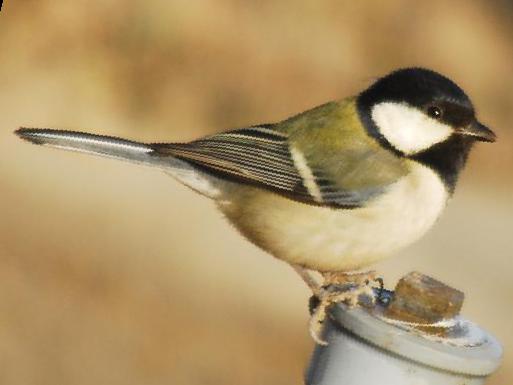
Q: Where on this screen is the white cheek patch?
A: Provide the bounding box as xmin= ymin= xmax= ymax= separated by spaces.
xmin=371 ymin=102 xmax=453 ymax=155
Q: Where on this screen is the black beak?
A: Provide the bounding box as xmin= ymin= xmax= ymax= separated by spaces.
xmin=456 ymin=121 xmax=496 ymax=142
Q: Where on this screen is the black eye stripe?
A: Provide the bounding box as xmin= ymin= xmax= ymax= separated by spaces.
xmin=434 ymin=101 xmax=475 ymax=127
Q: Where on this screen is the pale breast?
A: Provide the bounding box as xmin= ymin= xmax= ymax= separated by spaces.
xmin=219 ymin=162 xmax=449 ymax=272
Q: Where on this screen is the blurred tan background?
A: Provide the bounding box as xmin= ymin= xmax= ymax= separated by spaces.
xmin=0 ymin=1 xmax=512 ymax=384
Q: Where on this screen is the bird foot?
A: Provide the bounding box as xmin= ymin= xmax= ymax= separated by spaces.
xmin=309 ymin=271 xmax=379 ymax=345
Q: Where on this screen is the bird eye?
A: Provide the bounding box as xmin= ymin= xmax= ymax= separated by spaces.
xmin=427 ymin=105 xmax=443 ymax=120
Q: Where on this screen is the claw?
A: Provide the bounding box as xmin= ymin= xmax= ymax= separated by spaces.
xmin=309 ymin=305 xmax=329 ymax=346
xmin=294 ymin=266 xmax=384 ymax=345
xmin=308 ymin=271 xmax=381 ymax=345
xmin=308 ymin=295 xmax=321 ymax=315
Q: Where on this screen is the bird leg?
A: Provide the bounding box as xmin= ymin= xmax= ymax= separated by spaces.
xmin=310 ymin=270 xmax=379 ymax=345
xmin=292 ymin=264 xmax=323 ymax=296
xmin=292 ymin=265 xmax=381 ymax=345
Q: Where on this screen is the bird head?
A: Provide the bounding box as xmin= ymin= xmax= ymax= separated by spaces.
xmin=357 ymin=68 xmax=496 ymax=156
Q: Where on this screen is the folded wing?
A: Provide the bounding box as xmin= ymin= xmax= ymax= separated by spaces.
xmin=152 ymin=126 xmax=386 ymax=207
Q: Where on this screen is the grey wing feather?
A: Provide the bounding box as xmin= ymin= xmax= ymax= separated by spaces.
xmin=152 ymin=126 xmax=314 ymax=201
xmin=152 ymin=126 xmax=381 ymax=207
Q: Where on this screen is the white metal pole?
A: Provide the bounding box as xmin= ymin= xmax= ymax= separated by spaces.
xmin=305 ymin=304 xmax=502 ymax=385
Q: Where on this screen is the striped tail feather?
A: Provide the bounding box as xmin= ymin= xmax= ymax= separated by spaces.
xmin=15 ymin=127 xmax=223 ymax=198
xmin=15 ymin=128 xmax=158 ymax=165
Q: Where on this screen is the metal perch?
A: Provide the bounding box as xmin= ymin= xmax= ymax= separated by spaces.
xmin=305 ymin=272 xmax=502 ymax=385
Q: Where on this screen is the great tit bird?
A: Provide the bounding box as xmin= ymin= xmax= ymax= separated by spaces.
xmin=16 ymin=67 xmax=495 ymax=343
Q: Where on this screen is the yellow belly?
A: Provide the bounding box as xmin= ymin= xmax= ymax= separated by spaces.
xmin=218 ymin=163 xmax=448 ymax=272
